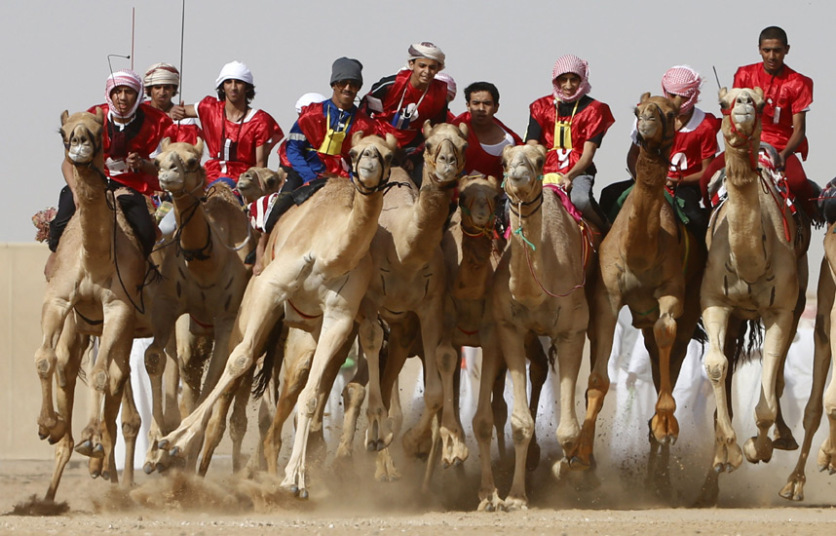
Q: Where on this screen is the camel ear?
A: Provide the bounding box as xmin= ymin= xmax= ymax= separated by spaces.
xmin=457 ymin=122 xmax=469 ymax=140
xmin=486 ymin=173 xmax=501 ymax=192
xmin=194 ymin=137 xmax=204 ymax=155
xmin=351 ymin=131 xmax=365 ymax=148
xmin=718 ymin=87 xmax=729 ymax=107
xmin=61 ymin=110 xmax=69 ymax=126
xmin=422 ymin=119 xmax=433 ymax=140
xmin=264 ymin=170 xmax=280 ymax=189
xmin=753 ymin=87 xmax=765 ymax=106
xmin=639 ymin=92 xmax=651 ymax=104
xmin=385 ymin=133 xmax=398 ymax=152
xmin=94 ymin=107 xmax=104 ymax=124
xmin=161 ymin=137 xmax=172 ymax=151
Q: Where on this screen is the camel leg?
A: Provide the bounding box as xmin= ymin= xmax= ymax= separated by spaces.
xmin=472 ymin=338 xmax=504 ymax=511
xmin=774 ymin=267 xmax=807 ymax=452
xmin=35 ymin=297 xmax=74 ymax=444
xmin=552 ymin=328 xmax=586 ymax=473
xmin=120 ymin=377 xmax=141 ymax=487
xmin=497 ymin=323 xmax=533 ymax=510
xmin=264 ymin=328 xmax=316 ymax=475
xmin=702 ymin=304 xmax=743 ymax=473
xmin=44 ymin=323 xmax=86 ymax=502
xmin=335 ymin=349 xmax=368 ymax=461
xmin=409 ymin=307 xmax=467 ymax=468
xmin=525 ymin=334 xmax=548 ymax=472
xmin=743 ymin=309 xmax=794 ymax=464
xmin=491 ymin=367 xmax=509 ymax=462
xmin=163 ymin=332 xmax=181 ymax=432
xmin=143 ymin=298 xmax=179 ymax=466
xmin=649 ymin=294 xmax=682 ymax=445
xmin=77 ymin=304 xmax=134 ymax=466
xmin=358 ymin=309 xmax=389 ymax=451
xmin=281 ymin=316 xmax=357 ymax=498
xmin=308 ymin=335 xmax=353 ymax=466
xmin=93 ymin=310 xmax=135 ymax=484
xmin=149 ymin=257 xmax=307 ymax=472
xmin=577 ymin=283 xmax=618 ymax=468
xmin=781 ymin=256 xmax=834 ymax=500
xmin=177 ymin=317 xmax=203 ymax=418
xmin=228 ymin=369 xmax=254 ymax=473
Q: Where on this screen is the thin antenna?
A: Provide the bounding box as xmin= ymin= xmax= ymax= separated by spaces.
xmin=179 ymin=0 xmax=186 ymax=101
xmin=107 ymin=54 xmax=131 ymax=79
xmin=130 ymin=7 xmax=135 ymax=70
xmin=712 ymin=66 xmax=722 ymax=89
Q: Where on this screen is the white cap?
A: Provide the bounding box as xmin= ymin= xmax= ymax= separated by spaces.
xmin=215 ymin=60 xmax=254 ymax=88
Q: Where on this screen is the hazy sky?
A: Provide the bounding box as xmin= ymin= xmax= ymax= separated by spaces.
xmin=2 ymin=0 xmax=834 ymax=258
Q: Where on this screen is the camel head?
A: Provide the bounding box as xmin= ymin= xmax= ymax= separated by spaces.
xmin=422 ymin=120 xmax=468 ymax=186
xmin=60 ymin=108 xmax=104 ymax=166
xmin=237 ymin=166 xmax=285 ymax=204
xmin=459 ymin=173 xmax=502 ymax=235
xmin=501 ymin=143 xmax=546 ymax=205
xmin=634 ymin=92 xmax=680 ymax=152
xmin=348 ymin=131 xmax=398 ymax=193
xmin=155 ymin=138 xmax=206 ymax=196
xmin=718 ymin=87 xmax=765 ymax=143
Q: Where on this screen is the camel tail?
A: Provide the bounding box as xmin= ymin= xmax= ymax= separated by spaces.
xmin=691 ymin=319 xmax=708 ymax=344
xmin=732 ymin=319 xmax=764 ymax=369
xmin=251 ymin=318 xmax=286 ymax=398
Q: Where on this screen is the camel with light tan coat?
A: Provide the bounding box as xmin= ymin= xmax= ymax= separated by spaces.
xmin=236 ymin=166 xmax=285 ymax=205
xmin=581 ymin=93 xmax=706 ymax=492
xmin=147 ymin=132 xmax=397 ymax=498
xmin=476 ymin=143 xmax=590 ymax=510
xmin=356 ymin=122 xmax=470 ymax=483
xmin=697 ymin=87 xmax=810 ymax=505
xmin=142 ymin=139 xmax=253 ymax=474
xmin=34 ymin=109 xmax=152 ymax=501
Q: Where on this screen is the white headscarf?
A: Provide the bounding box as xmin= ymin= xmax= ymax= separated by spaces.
xmin=408 ymin=42 xmax=445 ymax=70
xmin=215 ymin=61 xmax=254 ymax=89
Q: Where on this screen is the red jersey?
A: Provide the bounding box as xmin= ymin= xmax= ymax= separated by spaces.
xmin=733 ymin=62 xmax=813 ymax=159
xmin=528 ymin=95 xmax=615 ymax=174
xmin=451 ymin=112 xmax=523 ymax=179
xmin=295 ymin=101 xmax=378 ymax=178
xmin=88 ymin=102 xmax=172 ymax=195
xmin=197 ymin=96 xmax=284 ymax=184
xmin=363 ymin=70 xmax=448 ymax=148
xmin=163 ymin=117 xmax=202 ymax=146
xmin=631 ymin=108 xmax=720 ymax=180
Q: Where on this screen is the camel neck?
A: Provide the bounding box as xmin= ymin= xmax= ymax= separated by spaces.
xmin=625 ymin=149 xmax=668 ymax=270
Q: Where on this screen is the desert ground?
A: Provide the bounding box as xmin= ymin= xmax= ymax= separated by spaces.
xmin=5 ymin=354 xmax=836 ymax=536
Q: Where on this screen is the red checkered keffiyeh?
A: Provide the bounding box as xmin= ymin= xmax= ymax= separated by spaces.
xmin=661 ymin=65 xmax=702 ymax=115
xmin=552 ymin=54 xmax=591 ymax=103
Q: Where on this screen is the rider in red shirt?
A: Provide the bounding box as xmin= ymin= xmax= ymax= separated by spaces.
xmin=526 ymin=54 xmax=615 ymax=231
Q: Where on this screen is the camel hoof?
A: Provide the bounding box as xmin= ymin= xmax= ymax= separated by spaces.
xmin=773 ymin=437 xmax=799 ymax=451
xmin=298 ymin=489 xmax=309 ymax=500
xmin=157 ymin=439 xmax=170 ymax=450
xmin=290 ymin=485 xmax=299 ymax=496
xmin=169 ymin=446 xmax=181 ymax=458
xmin=569 ymin=456 xmax=592 ymax=470
xmin=101 ymin=470 xmax=110 ymax=481
xmin=778 ymin=480 xmax=804 ymax=502
xmin=143 ymin=462 xmax=154 ymax=475
xmin=92 ymin=444 xmax=104 ymax=458
xmin=75 ymin=440 xmax=94 ymax=457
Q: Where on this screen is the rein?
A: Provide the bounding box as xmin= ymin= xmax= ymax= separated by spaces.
xmin=504 ymin=171 xmax=585 ymax=298
xmin=722 ymin=108 xmax=760 ymax=171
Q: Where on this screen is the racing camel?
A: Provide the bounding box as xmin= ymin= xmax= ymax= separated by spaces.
xmin=142 ymin=139 xmax=253 ymax=474
xmin=476 ymin=143 xmax=590 ymax=510
xmin=147 ymin=132 xmax=397 ymax=498
xmin=697 ymin=87 xmax=810 ymax=505
xmin=582 ymin=93 xmax=706 ymax=493
xmin=35 ymin=109 xmax=152 ymax=500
